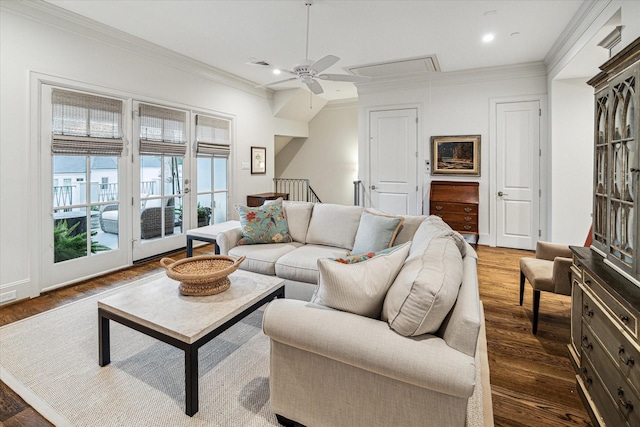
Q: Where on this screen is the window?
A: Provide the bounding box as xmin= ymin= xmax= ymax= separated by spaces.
xmin=195 ymin=114 xmax=230 ymax=225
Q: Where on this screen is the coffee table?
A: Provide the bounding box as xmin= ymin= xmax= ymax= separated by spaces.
xmin=97 ymin=269 xmax=284 ymax=416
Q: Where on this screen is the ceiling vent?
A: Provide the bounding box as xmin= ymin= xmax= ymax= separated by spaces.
xmin=246 ymin=59 xmax=271 ymax=67
xmin=345 ymin=55 xmax=441 ymax=78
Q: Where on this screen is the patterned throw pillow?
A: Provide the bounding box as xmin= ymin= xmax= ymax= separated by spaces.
xmin=236 ymin=199 xmax=293 ymax=245
xmin=333 ymin=245 xmax=402 ymax=264
xmin=311 ymin=242 xmax=411 ymax=319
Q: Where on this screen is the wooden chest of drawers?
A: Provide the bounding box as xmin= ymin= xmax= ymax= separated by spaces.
xmin=570 ymin=247 xmax=640 ymax=427
xmin=246 ymin=192 xmax=289 ymax=207
xmin=429 ymin=181 xmax=479 ymax=237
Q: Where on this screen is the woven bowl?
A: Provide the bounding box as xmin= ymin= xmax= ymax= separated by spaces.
xmin=160 ymin=255 xmax=246 ymax=296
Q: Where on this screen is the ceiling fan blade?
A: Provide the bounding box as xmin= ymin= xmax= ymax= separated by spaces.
xmin=305 ymin=79 xmax=324 ymax=95
xmin=310 ymin=55 xmax=340 ymax=73
xmin=255 ymin=77 xmax=298 ymax=88
xmin=317 ymin=74 xmax=371 ymax=83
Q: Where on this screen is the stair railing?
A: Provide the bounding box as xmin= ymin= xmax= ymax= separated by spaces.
xmin=274 ymin=178 xmax=322 ymax=203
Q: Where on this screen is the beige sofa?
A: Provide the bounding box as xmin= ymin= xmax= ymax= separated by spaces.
xmin=216 ymin=201 xmax=482 ymax=426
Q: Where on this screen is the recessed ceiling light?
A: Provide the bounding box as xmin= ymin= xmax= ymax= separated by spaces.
xmin=273 ymin=69 xmax=281 ymax=75
xmin=483 ymin=34 xmax=495 ymax=43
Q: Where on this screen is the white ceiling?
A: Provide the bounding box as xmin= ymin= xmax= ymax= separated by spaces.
xmin=45 ymin=0 xmax=586 ymax=100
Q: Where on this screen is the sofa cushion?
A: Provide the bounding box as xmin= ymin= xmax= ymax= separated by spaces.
xmin=312 ymin=242 xmax=410 ymax=319
xmin=365 ymin=209 xmax=427 ymax=246
xmin=382 ymin=234 xmax=463 ymax=336
xmin=350 ymin=210 xmax=403 ymax=255
xmin=275 ymin=244 xmax=348 ymax=284
xmin=409 ymin=215 xmax=467 ymax=258
xmin=282 ymin=201 xmax=314 ymax=243
xmin=236 ymin=199 xmax=293 ymax=245
xmin=305 ymin=203 xmax=363 ymax=250
xmin=101 ymin=210 xmax=118 ymax=221
xmin=229 ymin=242 xmax=302 ymax=276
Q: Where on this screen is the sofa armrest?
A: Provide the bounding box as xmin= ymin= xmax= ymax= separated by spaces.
xmin=263 ymin=299 xmax=476 ymax=398
xmin=216 ymin=227 xmax=243 ymax=255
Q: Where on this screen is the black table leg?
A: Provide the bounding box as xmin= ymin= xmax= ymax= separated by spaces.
xmin=99 ymin=310 xmax=110 ymax=366
xmin=186 ymin=236 xmax=194 ymax=257
xmin=185 ymin=346 xmax=198 ymax=416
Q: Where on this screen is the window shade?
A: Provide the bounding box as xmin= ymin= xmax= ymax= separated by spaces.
xmin=51 ymin=89 xmax=124 ymax=156
xmin=139 ymin=103 xmax=187 ymax=156
xmin=195 ymin=114 xmax=231 ymax=157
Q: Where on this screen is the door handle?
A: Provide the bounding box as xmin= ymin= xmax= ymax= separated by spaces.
xmin=498 ymin=191 xmax=508 ymax=197
xmin=371 ymin=185 xmax=377 ymax=190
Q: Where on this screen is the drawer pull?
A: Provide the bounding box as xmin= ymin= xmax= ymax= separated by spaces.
xmin=617 ymin=387 xmax=634 ymax=411
xmin=464 ymin=207 xmax=472 ymax=213
xmin=463 ymin=225 xmax=472 ymax=231
xmin=619 ymin=346 xmax=635 ymax=366
xmin=435 ymin=205 xmax=443 ymax=211
xmin=620 ymin=314 xmax=630 ymax=324
xmin=581 ymin=335 xmax=593 ymax=350
xmin=583 ymin=303 xmax=594 ymax=317
xmin=581 ymin=367 xmax=593 ymax=385
xmin=585 ymin=279 xmax=592 ymax=285
xmin=464 ymin=216 xmax=472 ymax=222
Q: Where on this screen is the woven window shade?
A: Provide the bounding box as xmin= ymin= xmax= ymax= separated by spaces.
xmin=139 ymin=104 xmax=187 ymax=156
xmin=51 ymin=89 xmax=124 ymax=156
xmin=195 ymin=114 xmax=230 ymax=157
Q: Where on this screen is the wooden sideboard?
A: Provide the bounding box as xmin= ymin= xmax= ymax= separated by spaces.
xmin=570 ymin=247 xmax=640 ymax=427
xmin=429 ymin=181 xmax=479 ymax=239
xmin=246 ymin=192 xmax=289 ymax=207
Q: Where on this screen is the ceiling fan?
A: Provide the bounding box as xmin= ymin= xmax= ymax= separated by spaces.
xmin=256 ymin=0 xmax=369 ymax=95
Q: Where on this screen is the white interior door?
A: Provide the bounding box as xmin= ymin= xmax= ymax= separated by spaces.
xmin=369 ymin=109 xmax=418 ymax=215
xmin=496 ymin=101 xmax=540 ymax=249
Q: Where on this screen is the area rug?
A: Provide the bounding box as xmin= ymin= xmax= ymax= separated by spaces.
xmin=0 ymin=273 xmax=491 ymax=426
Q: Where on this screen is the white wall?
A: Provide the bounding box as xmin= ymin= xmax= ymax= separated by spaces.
xmin=550 ymin=79 xmax=594 ymax=245
xmin=276 ymin=101 xmax=358 ymax=205
xmin=0 ymin=4 xmax=276 ymax=300
xmin=357 ymin=65 xmax=548 ymax=245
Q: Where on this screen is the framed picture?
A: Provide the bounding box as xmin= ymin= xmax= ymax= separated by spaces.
xmin=251 ymin=146 xmax=266 ymax=174
xmin=431 ymin=135 xmax=481 ymax=176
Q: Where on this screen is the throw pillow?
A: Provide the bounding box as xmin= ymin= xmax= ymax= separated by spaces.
xmin=382 ymin=234 xmax=463 ymax=336
xmin=311 ymin=242 xmax=411 ymax=319
xmin=350 ymin=210 xmax=404 ymax=255
xmin=235 ymin=199 xmax=293 ymax=245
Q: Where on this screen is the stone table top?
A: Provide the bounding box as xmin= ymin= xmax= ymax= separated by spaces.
xmin=98 ymin=270 xmax=283 ymax=344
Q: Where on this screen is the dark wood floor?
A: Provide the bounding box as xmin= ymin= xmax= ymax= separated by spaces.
xmin=0 ymin=245 xmax=591 ymax=426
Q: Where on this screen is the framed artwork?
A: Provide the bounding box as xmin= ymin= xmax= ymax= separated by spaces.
xmin=431 ymin=135 xmax=481 ymax=176
xmin=251 ymin=146 xmax=266 ymax=174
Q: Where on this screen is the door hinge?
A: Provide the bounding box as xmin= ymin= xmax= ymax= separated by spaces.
xmin=416 ymin=185 xmax=418 ymax=191
xmin=539 ymin=189 xmax=542 ymax=197
xmin=539 ymin=109 xmax=541 ymax=117
xmin=132 ymin=197 xmax=134 ymax=206
xmin=415 ymin=151 xmax=418 ymax=158
xmin=538 ymin=229 xmax=542 ymax=237
xmin=539 ymin=149 xmax=542 ymax=157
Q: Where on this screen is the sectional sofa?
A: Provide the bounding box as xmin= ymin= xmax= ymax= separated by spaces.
xmin=216 ymin=200 xmax=483 ymax=426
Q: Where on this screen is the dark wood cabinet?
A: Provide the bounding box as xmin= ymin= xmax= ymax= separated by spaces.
xmin=571 ymin=37 xmax=640 ymax=427
xmin=246 ymin=192 xmax=289 ymax=207
xmin=429 ymin=181 xmax=479 ymax=238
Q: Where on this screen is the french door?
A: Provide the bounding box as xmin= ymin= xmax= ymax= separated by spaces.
xmin=42 ymin=85 xmax=130 ymax=290
xmin=132 ymin=101 xmax=192 ymax=261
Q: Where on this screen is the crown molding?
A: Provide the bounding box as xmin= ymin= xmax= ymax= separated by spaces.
xmin=544 ymin=0 xmax=614 ymax=77
xmin=1 ymin=0 xmax=270 ymax=100
xmin=356 ymin=61 xmax=547 ymax=95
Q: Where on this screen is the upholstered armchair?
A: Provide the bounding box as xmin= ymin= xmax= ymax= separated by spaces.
xmin=519 ymin=241 xmax=573 ymax=334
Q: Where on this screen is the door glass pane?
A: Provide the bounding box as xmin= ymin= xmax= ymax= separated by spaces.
xmin=197 ymin=157 xmax=212 ymax=192
xmin=141 ymin=155 xmax=161 ymax=197
xmin=91 ymin=156 xmax=119 ymax=203
xmin=214 ymin=157 xmax=227 ymax=191
xmin=197 ymin=194 xmax=212 ymax=227
xmin=164 ymin=156 xmax=183 ymax=196
xmin=53 ymin=207 xmax=88 ymax=263
xmin=213 ymin=192 xmax=228 ymax=224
